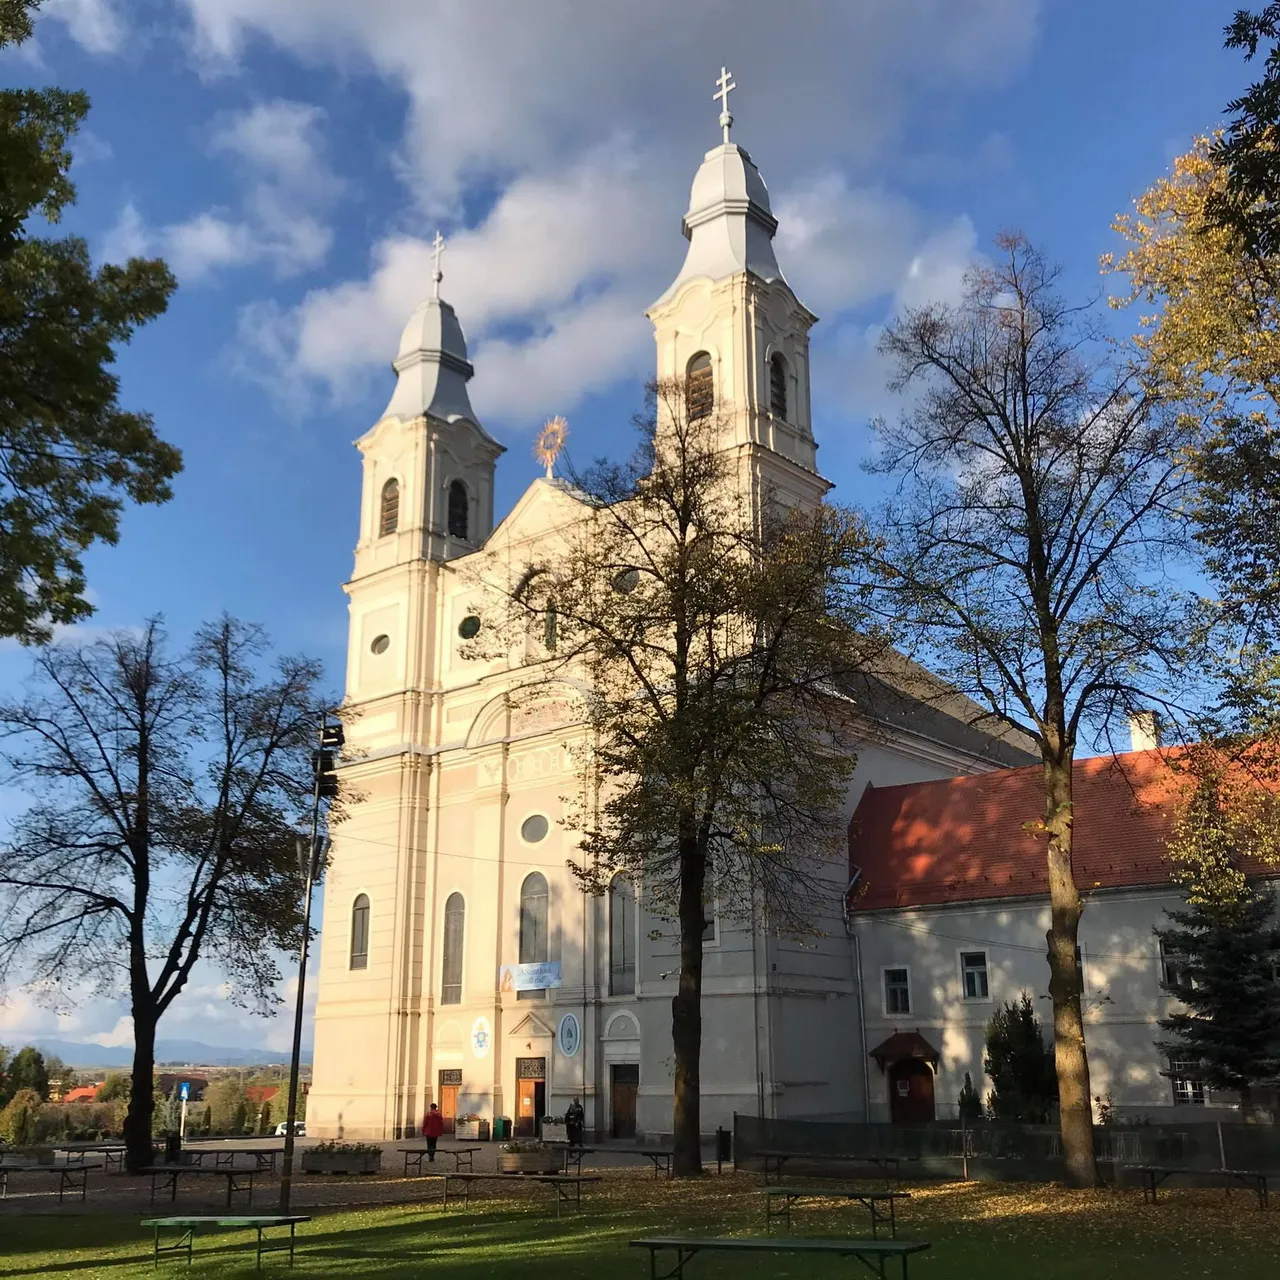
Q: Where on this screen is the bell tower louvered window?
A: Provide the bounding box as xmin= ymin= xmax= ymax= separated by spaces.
xmin=686 ymin=352 xmax=713 ymax=422
xmin=769 ymin=353 xmax=787 ymax=420
xmin=379 ymin=479 xmax=399 ymax=537
xmin=447 ymin=480 xmax=468 ymax=539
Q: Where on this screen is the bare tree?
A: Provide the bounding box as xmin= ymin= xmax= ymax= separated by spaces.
xmin=493 ymin=380 xmax=887 ymax=1175
xmin=0 ymin=617 xmax=326 ymax=1170
xmin=867 ymin=234 xmax=1199 ymax=1186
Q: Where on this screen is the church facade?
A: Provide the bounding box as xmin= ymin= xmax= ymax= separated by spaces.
xmin=307 ymin=83 xmax=1031 ymax=1142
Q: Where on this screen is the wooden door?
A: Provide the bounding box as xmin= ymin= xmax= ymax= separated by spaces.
xmin=888 ymin=1060 xmax=935 ymax=1124
xmin=438 ymin=1085 xmax=458 ymax=1135
xmin=611 ymin=1063 xmax=638 ymax=1139
xmin=515 ymin=1058 xmax=546 ymax=1138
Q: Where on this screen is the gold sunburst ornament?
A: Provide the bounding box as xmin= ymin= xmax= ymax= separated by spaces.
xmin=534 ymin=415 xmax=568 ymax=478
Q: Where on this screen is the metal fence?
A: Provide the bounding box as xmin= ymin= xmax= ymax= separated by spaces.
xmin=733 ymin=1114 xmax=1280 ymax=1178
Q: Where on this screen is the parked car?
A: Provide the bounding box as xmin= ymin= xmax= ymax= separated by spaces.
xmin=274 ymin=1121 xmax=306 ymax=1137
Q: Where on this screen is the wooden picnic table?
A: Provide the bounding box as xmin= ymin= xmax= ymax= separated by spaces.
xmin=138 ymin=1164 xmax=257 ymax=1209
xmin=1134 ymin=1165 xmax=1272 ymax=1209
xmin=182 ymin=1146 xmax=283 ymax=1173
xmin=761 ymin=1187 xmax=911 ymax=1237
xmin=142 ymin=1215 xmax=310 ymax=1271
xmin=398 ymin=1145 xmax=481 ymax=1175
xmin=0 ymin=1162 xmax=95 ymax=1203
xmin=631 ymin=1235 xmax=930 ymax=1280
xmin=755 ymin=1149 xmax=903 ymax=1185
xmin=548 ymin=1143 xmax=673 ymax=1179
xmin=436 ymin=1171 xmax=602 ymax=1217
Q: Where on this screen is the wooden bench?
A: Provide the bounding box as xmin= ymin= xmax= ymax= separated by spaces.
xmin=0 ymin=1163 xmax=94 ymax=1203
xmin=549 ymin=1143 xmax=673 ymax=1179
xmin=398 ymin=1145 xmax=481 ymax=1175
xmin=631 ymin=1236 xmax=930 ymax=1280
xmin=761 ymin=1187 xmax=911 ymax=1237
xmin=138 ymin=1165 xmax=257 ymax=1209
xmin=755 ymin=1149 xmax=904 ymax=1185
xmin=1134 ymin=1166 xmax=1272 ymax=1209
xmin=183 ymin=1147 xmax=282 ymax=1173
xmin=142 ymin=1215 xmax=310 ymax=1271
xmin=437 ymin=1172 xmax=602 ymax=1217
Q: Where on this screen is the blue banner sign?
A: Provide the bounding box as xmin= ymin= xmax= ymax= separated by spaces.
xmin=499 ymin=961 xmax=562 ymax=993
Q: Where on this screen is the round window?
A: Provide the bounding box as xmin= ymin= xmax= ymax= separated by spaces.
xmin=520 ymin=814 xmax=549 ymax=843
xmin=370 ymin=634 xmax=390 ymax=655
xmin=458 ymin=615 xmax=481 ymax=640
xmin=613 ymin=567 xmax=640 ymax=594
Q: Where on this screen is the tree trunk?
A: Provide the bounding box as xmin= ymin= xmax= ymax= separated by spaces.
xmin=125 ymin=1009 xmax=157 ymax=1173
xmin=671 ymin=833 xmax=705 ymax=1177
xmin=1042 ymin=754 xmax=1100 ymax=1188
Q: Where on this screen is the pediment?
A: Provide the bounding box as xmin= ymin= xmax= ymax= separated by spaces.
xmin=507 ymin=1011 xmax=556 ymax=1040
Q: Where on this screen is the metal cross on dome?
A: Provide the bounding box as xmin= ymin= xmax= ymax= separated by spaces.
xmin=714 ymin=65 xmax=736 ymax=144
xmin=431 ymin=230 xmax=445 ymax=300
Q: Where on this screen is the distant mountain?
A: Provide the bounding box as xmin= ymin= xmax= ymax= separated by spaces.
xmin=20 ymin=1037 xmax=310 ymax=1069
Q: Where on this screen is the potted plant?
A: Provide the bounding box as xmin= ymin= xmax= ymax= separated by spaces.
xmin=498 ymin=1140 xmax=559 ymax=1174
xmin=540 ymin=1115 xmax=568 ymax=1144
xmin=300 ymin=1141 xmax=382 ymax=1176
xmin=454 ymin=1114 xmax=490 ymax=1141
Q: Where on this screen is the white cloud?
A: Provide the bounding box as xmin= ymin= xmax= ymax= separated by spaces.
xmin=100 ymin=99 xmax=340 ymax=282
xmin=40 ymin=0 xmax=126 ymax=55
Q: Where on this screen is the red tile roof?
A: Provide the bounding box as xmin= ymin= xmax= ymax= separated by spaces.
xmin=58 ymin=1085 xmax=99 ymax=1103
xmin=848 ymin=750 xmax=1192 ymax=911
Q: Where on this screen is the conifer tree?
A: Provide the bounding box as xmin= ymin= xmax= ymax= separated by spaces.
xmin=983 ymin=994 xmax=1059 ymax=1123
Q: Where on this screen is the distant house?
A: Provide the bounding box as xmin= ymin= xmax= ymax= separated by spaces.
xmin=245 ymin=1086 xmax=280 ymax=1106
xmin=846 ymin=747 xmax=1278 ymax=1124
xmin=59 ymin=1084 xmax=100 ymax=1104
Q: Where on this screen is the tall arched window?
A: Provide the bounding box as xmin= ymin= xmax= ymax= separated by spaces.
xmin=350 ymin=894 xmax=370 ymax=970
xmin=685 ymin=352 xmax=713 ymax=422
xmin=609 ymin=874 xmax=636 ymax=996
xmin=441 ymin=892 xmax=464 ymax=1005
xmin=447 ymin=480 xmax=469 ymax=539
xmin=379 ymin=480 xmax=399 ymax=537
xmin=769 ymin=353 xmax=788 ymax=420
xmin=518 ymin=872 xmax=549 ymax=1000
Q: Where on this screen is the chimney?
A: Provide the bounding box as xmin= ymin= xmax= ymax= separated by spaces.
xmin=1128 ymin=710 xmax=1161 ymax=753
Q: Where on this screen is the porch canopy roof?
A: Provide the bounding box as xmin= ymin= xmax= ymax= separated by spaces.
xmin=869 ymin=1030 xmax=940 ymax=1072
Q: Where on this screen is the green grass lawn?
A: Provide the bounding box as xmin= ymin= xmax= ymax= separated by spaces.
xmin=2 ymin=1173 xmax=1276 ymax=1277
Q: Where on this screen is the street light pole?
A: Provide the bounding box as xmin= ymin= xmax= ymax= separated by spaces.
xmin=278 ymin=715 xmax=341 ymax=1215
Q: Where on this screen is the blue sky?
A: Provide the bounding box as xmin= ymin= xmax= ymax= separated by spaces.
xmin=0 ymin=1 xmax=1249 ymax=1051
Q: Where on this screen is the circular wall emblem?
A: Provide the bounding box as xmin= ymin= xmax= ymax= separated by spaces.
xmin=471 ymin=1016 xmax=491 ymax=1058
xmin=557 ymin=1012 xmax=581 ymax=1058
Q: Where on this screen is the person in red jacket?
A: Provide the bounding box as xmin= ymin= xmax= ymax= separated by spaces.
xmin=423 ymin=1103 xmax=445 ymax=1161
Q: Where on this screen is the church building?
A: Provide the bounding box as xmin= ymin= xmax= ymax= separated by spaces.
xmin=307 ymin=75 xmax=1034 ymax=1142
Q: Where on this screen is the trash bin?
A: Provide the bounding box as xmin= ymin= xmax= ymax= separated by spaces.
xmin=164 ymin=1132 xmax=182 ymax=1164
xmin=715 ymin=1127 xmax=732 ymax=1172
xmin=492 ymin=1116 xmax=511 ymax=1141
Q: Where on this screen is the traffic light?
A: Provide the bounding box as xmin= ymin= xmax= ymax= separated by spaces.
xmin=312 ymin=720 xmax=345 ymax=798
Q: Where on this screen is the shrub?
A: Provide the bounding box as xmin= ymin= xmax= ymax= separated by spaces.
xmin=0 ymin=1089 xmax=43 ymax=1145
xmin=957 ymin=1071 xmax=984 ymax=1121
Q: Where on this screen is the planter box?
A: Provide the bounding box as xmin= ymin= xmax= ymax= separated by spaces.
xmin=455 ymin=1119 xmax=490 ymax=1142
xmin=499 ymin=1151 xmax=559 ymax=1174
xmin=541 ymin=1123 xmax=569 ymax=1145
xmin=300 ymin=1150 xmax=382 ymax=1176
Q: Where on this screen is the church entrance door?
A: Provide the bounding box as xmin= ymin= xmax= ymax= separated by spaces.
xmin=888 ymin=1059 xmax=935 ymax=1124
xmin=516 ymin=1057 xmax=546 ymax=1138
xmin=438 ymin=1070 xmax=461 ymax=1135
xmin=611 ymin=1063 xmax=639 ymax=1138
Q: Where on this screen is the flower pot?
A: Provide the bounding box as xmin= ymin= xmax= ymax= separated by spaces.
xmin=499 ymin=1151 xmax=559 ymax=1174
xmin=300 ymin=1150 xmax=382 ymax=1176
xmin=455 ymin=1119 xmax=489 ymax=1141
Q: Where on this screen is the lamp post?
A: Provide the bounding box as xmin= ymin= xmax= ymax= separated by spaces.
xmin=278 ymin=717 xmax=342 ymax=1214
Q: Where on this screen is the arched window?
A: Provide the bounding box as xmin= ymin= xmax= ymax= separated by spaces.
xmin=685 ymin=352 xmax=713 ymax=422
xmin=518 ymin=871 xmax=549 ymax=1000
xmin=447 ymin=480 xmax=469 ymax=539
xmin=769 ymin=353 xmax=787 ymax=420
xmin=609 ymin=875 xmax=636 ymax=996
xmin=441 ymin=892 xmax=464 ymax=1005
xmin=379 ymin=480 xmax=399 ymax=537
xmin=350 ymin=894 xmax=370 ymax=970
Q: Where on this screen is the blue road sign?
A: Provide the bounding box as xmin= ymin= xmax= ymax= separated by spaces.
xmin=179 ymin=1082 xmax=190 ymax=1102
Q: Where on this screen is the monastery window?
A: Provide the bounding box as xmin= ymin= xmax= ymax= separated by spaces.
xmin=769 ymin=352 xmax=787 ymax=420
xmin=370 ymin=634 xmax=390 ymax=656
xmin=441 ymin=892 xmax=465 ymax=1005
xmin=350 ymin=894 xmax=370 ymax=970
xmin=701 ymin=902 xmax=718 ymax=946
xmin=1169 ymin=1059 xmax=1208 ymax=1106
xmin=518 ymin=872 xmax=549 ymax=1001
xmin=1160 ymin=939 xmax=1192 ymax=993
xmin=883 ymin=967 xmax=910 ymax=1016
xmin=685 ymin=352 xmax=714 ymax=422
xmin=612 ymin=567 xmax=639 ymax=595
xmin=960 ymin=951 xmax=989 ymax=1001
xmin=609 ymin=875 xmax=636 ymax=996
xmin=447 ymin=480 xmax=469 ymax=539
xmin=520 ymin=814 xmax=549 ymax=843
xmin=458 ymin=614 xmax=481 ymax=641
xmin=543 ymin=601 xmax=558 ymax=652
xmin=379 ymin=479 xmax=399 ymax=537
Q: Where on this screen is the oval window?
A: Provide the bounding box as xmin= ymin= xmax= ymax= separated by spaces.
xmin=613 ymin=568 xmax=640 ymax=595
xmin=370 ymin=634 xmax=390 ymax=655
xmin=520 ymin=814 xmax=549 ymax=843
xmin=458 ymin=615 xmax=481 ymax=640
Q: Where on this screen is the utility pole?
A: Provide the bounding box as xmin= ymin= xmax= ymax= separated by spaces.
xmin=278 ymin=715 xmax=342 ymax=1215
